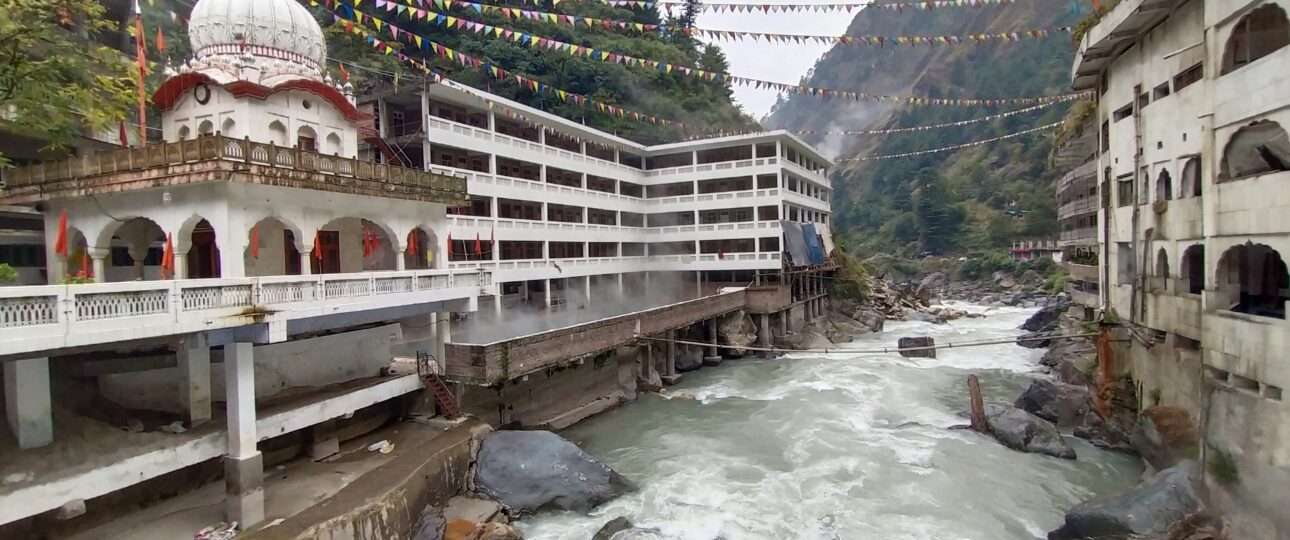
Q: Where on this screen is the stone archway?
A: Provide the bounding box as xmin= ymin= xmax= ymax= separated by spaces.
xmin=101 ymin=217 xmax=166 ymax=282
xmin=245 ymin=217 xmax=304 ymax=277
xmin=1216 ymin=243 xmax=1289 ymax=318
xmin=186 ymin=218 xmax=221 ymax=279
xmin=404 ymin=227 xmax=436 ymax=270
xmin=312 ymin=218 xmax=396 ymax=274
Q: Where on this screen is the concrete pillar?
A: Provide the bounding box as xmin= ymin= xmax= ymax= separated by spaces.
xmin=759 ymin=314 xmax=772 ymax=359
xmin=396 ymin=250 xmax=407 ymax=271
xmin=493 ymin=293 xmax=503 ymax=320
xmin=583 ymin=275 xmax=591 ymax=305
xmin=4 ymin=357 xmax=52 ymax=449
xmin=223 ymin=342 xmax=264 ymax=527
xmin=432 ymin=313 xmax=451 ymax=364
xmin=780 ymin=311 xmax=789 ymax=336
xmin=661 ymin=330 xmax=681 ymax=385
xmin=695 ymin=271 xmax=703 ymax=298
xmin=617 ymin=273 xmax=625 ymax=299
xmin=703 ymin=318 xmax=722 ymax=366
xmin=90 ymin=248 xmax=108 ymax=283
xmin=544 ymin=278 xmax=553 ymax=309
xmin=174 ymin=250 xmax=188 ymax=280
xmin=177 ymin=333 xmax=212 ymax=427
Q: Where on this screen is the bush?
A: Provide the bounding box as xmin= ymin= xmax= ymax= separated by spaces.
xmin=1207 ymin=446 xmax=1240 ymax=486
xmin=957 ymin=251 xmax=1017 ymax=280
xmin=831 ymin=250 xmax=871 ymax=301
xmin=0 ymin=263 xmax=16 ymax=284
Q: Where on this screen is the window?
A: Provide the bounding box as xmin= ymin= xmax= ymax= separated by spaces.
xmin=1156 ymin=169 xmax=1173 ymax=202
xmin=1101 ymin=120 xmax=1110 ymax=151
xmin=1221 ymin=4 xmax=1290 ymax=75
xmin=1113 ymin=104 xmax=1133 ymax=122
xmin=1117 ymin=175 xmax=1135 ymax=207
xmin=1155 ymin=248 xmax=1171 ymax=292
xmin=1173 ymin=63 xmax=1203 ymax=91
xmin=1181 ymin=157 xmax=1202 ymax=197
xmin=1152 ymin=82 xmax=1171 ymax=101
xmin=1221 ymin=120 xmax=1290 ymax=179
xmin=1216 ymin=243 xmax=1289 ymax=318
xmin=1182 ymin=245 xmax=1205 ymax=295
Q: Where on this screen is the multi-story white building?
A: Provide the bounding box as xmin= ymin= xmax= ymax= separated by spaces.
xmin=363 ymin=80 xmax=834 ymax=315
xmin=1071 ymin=0 xmax=1290 ymax=535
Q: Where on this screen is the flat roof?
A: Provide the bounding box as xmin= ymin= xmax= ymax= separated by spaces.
xmin=424 ymin=80 xmax=832 ymax=166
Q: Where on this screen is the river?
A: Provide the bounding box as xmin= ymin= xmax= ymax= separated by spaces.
xmin=515 ymin=303 xmax=1143 ymax=540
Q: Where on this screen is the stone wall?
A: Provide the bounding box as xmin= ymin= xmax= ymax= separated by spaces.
xmin=457 ymin=350 xmax=635 ymax=428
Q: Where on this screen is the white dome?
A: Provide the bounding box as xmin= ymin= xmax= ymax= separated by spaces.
xmin=188 ymin=0 xmax=326 ymax=74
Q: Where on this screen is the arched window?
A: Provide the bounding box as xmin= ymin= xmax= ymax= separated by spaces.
xmin=325 ymin=132 xmax=342 ymax=155
xmin=268 ymin=120 xmax=289 ymax=146
xmin=1182 ymin=245 xmax=1205 ymax=295
xmin=1221 ymin=120 xmax=1290 ymax=179
xmin=297 ymin=126 xmax=317 ymax=152
xmin=1156 ymin=169 xmax=1173 ymax=201
xmin=177 ymin=125 xmax=191 ymax=140
xmin=1216 ymin=243 xmax=1290 ymax=318
xmin=1181 ymin=157 xmax=1202 ymax=197
xmin=1221 ymin=4 xmax=1290 ymax=75
xmin=197 ymin=120 xmax=214 ymax=136
xmin=1155 ymin=248 xmax=1171 ymax=293
xmin=221 ymin=118 xmax=237 ymax=138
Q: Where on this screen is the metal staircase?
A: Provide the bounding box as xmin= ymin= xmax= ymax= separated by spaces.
xmin=417 ymin=351 xmax=461 ymax=419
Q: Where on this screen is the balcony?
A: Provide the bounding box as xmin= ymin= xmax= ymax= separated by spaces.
xmin=0 ymin=135 xmax=468 ymax=206
xmin=1059 ymin=198 xmax=1099 ymax=220
xmin=1060 ymin=228 xmax=1098 ymax=247
xmin=0 ymin=268 xmax=488 ymax=358
xmin=1145 ymin=286 xmax=1202 ymax=340
xmin=1201 ymin=299 xmax=1290 ymax=390
xmin=1071 ymin=0 xmax=1186 ymax=90
xmin=1063 ymin=262 xmax=1100 ymax=282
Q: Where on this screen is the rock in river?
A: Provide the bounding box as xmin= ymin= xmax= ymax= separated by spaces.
xmin=984 ymin=404 xmax=1076 ymax=459
xmin=474 ymin=430 xmax=635 ymax=514
xmin=1048 ymin=461 xmax=1204 ymax=540
xmin=1014 ymin=379 xmax=1092 ymax=428
xmin=1020 ymin=300 xmax=1068 ymax=332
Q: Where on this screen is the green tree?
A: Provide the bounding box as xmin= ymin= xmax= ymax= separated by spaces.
xmin=0 ymin=0 xmax=136 ymax=166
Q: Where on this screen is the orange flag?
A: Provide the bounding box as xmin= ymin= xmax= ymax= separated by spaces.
xmin=249 ymin=225 xmax=260 ymax=259
xmin=155 ymin=26 xmax=166 ymax=54
xmin=447 ymin=232 xmax=453 ymax=258
xmin=406 ymin=230 xmax=418 ymax=256
xmin=54 ymin=209 xmax=69 ymax=257
xmin=80 ymin=251 xmax=90 ymax=278
xmin=474 ymin=233 xmax=482 ymax=258
xmin=312 ymin=231 xmax=322 ymax=260
xmin=161 ymin=233 xmax=175 ymax=279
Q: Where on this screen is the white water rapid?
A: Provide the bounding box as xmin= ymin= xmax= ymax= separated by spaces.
xmin=516 ymin=304 xmax=1142 ymax=540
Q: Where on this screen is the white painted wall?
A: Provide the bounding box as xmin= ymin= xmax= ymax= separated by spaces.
xmin=162 ymin=85 xmax=358 ymax=158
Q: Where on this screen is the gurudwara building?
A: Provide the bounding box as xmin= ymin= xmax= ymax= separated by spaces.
xmin=0 ymin=0 xmax=835 ymax=534
xmin=1070 ymin=0 xmax=1290 ymax=534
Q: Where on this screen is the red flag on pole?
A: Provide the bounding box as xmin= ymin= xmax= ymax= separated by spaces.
xmin=155 ymin=26 xmax=166 ymax=54
xmin=406 ymin=230 xmax=418 ymax=257
xmin=338 ymin=63 xmax=350 ymax=82
xmin=249 ymin=224 xmax=260 ymax=259
xmin=362 ymin=229 xmax=373 ymax=257
xmin=54 ymin=209 xmax=69 ymax=257
xmin=161 ymin=233 xmax=175 ymax=279
xmin=474 ymin=233 xmax=482 ymax=258
xmin=312 ymin=231 xmax=322 ymax=260
xmin=118 ymin=121 xmax=129 ymax=147
xmin=447 ymin=232 xmax=453 ymax=258
xmin=80 ymin=251 xmax=90 ymax=278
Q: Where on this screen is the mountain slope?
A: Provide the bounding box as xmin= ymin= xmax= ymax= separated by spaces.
xmin=766 ymin=0 xmax=1086 ymax=256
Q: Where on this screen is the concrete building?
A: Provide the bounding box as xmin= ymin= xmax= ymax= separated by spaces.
xmin=1071 ymin=0 xmax=1290 ymax=535
xmin=0 ymin=0 xmax=834 ymax=534
xmin=362 ymin=80 xmax=834 ymax=316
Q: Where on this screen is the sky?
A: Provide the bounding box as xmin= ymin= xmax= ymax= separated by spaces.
xmin=691 ymin=6 xmax=858 ymax=119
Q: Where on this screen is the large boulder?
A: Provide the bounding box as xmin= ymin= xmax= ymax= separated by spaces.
xmin=897 ymin=336 xmax=936 ymax=359
xmin=1021 ymin=301 xmax=1069 ymax=332
xmin=1017 ymin=331 xmax=1053 ymax=349
xmin=474 ymin=431 xmax=635 ymax=514
xmin=782 ymin=330 xmax=833 ymax=351
xmin=1048 ymin=461 xmax=1204 ymax=540
xmin=983 ymin=404 xmax=1076 ymax=459
xmin=673 ymin=346 xmax=703 ymax=372
xmin=718 ymin=311 xmax=758 ymax=356
xmin=411 ymin=506 xmax=445 ymax=540
xmin=851 ymin=308 xmax=886 ymax=333
xmin=593 ymin=517 xmax=666 ymax=540
xmin=1014 ymin=379 xmax=1092 ymax=428
xmin=1132 ymin=406 xmax=1199 ymax=471
xmin=915 ymin=271 xmax=949 ymax=302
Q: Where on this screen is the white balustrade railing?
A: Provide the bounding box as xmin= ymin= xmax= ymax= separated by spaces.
xmin=0 ymin=268 xmax=490 ymax=342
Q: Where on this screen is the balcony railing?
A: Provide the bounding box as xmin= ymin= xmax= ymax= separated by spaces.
xmin=1059 ymin=198 xmax=1099 ymax=219
xmin=0 ymin=268 xmax=488 ymax=356
xmin=1059 ymin=228 xmax=1098 ymax=246
xmin=0 ymin=135 xmax=468 ymax=205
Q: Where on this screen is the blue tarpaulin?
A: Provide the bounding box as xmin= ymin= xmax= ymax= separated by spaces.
xmin=802 ymin=223 xmax=825 ymax=265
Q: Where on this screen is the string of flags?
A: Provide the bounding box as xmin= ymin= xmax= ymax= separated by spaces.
xmin=368 ymin=0 xmax=660 ymax=33
xmin=689 ymin=26 xmax=1071 ymax=46
xmin=648 ymin=0 xmax=1024 ymax=13
xmin=836 ymin=120 xmax=1062 ymax=161
xmin=322 ymin=1 xmax=694 ymax=130
xmin=338 ymin=1 xmax=1090 ymax=107
xmin=791 ymin=99 xmax=1073 ymax=135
